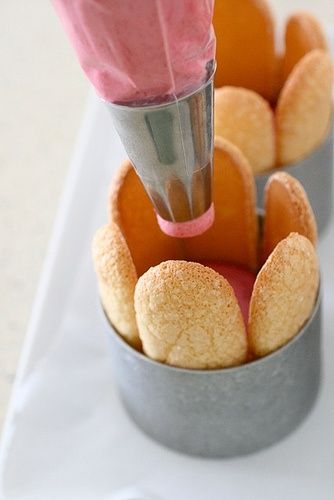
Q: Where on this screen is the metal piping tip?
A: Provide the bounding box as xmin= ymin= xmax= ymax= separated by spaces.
xmin=107 ymin=74 xmax=214 ymax=236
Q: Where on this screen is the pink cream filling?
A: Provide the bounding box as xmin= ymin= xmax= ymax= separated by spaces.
xmin=52 ymin=0 xmax=215 ymax=104
xmin=157 ymin=204 xmax=215 ymax=238
xmin=201 ymin=261 xmax=257 ymax=325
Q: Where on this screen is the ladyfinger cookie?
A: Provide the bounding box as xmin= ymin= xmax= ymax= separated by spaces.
xmin=109 ymin=160 xmax=183 ymax=277
xmin=183 ymin=138 xmax=258 ymax=271
xmin=92 ymin=223 xmax=140 ymax=348
xmin=135 ymin=261 xmax=247 ymax=369
xmin=276 ymin=49 xmax=333 ymax=165
xmin=283 ymin=11 xmax=328 ymax=81
xmin=249 ymin=233 xmax=319 ymax=357
xmin=215 ymin=86 xmax=276 ymax=172
xmin=213 ymin=0 xmax=277 ymax=101
xmin=262 ymin=172 xmax=317 ymax=262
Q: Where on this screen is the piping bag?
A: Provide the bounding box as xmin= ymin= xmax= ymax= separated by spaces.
xmin=53 ymin=0 xmax=216 ymax=237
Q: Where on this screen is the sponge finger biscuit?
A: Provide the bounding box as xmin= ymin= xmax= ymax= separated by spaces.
xmin=283 ymin=11 xmax=328 ymax=81
xmin=215 ymin=86 xmax=276 ymax=173
xmin=92 ymin=223 xmax=140 ymax=348
xmin=109 ymin=160 xmax=183 ymax=276
xmin=135 ymin=260 xmax=247 ymax=369
xmin=249 ymin=233 xmax=319 ymax=357
xmin=262 ymin=172 xmax=317 ymax=262
xmin=276 ymin=49 xmax=333 ymax=165
xmin=213 ymin=0 xmax=276 ymax=101
xmin=183 ymin=138 xmax=258 ymax=271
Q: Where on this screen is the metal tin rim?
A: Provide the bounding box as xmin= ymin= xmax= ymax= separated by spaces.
xmin=103 ymin=286 xmax=321 ymax=375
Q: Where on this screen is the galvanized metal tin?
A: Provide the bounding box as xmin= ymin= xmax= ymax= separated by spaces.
xmin=255 ymin=129 xmax=333 ymax=235
xmin=103 ymin=292 xmax=321 ymax=458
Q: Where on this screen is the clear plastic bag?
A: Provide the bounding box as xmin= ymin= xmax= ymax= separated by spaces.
xmin=53 ymin=0 xmax=215 ymax=105
xmin=53 ymin=0 xmax=216 ymax=233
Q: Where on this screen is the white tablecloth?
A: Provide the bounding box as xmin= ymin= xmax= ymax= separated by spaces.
xmin=1 ymin=88 xmax=334 ymax=500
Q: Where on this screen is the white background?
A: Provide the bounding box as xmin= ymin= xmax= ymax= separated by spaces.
xmin=0 ymin=0 xmax=333 ymax=431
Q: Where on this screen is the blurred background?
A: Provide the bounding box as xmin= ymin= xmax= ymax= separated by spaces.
xmin=0 ymin=0 xmax=333 ymax=430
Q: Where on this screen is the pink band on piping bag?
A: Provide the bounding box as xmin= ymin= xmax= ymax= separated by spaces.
xmin=157 ymin=204 xmax=215 ymax=238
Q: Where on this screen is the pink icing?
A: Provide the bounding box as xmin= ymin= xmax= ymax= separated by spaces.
xmin=202 ymin=262 xmax=256 ymax=325
xmin=157 ymin=204 xmax=214 ymax=238
xmin=53 ymin=0 xmax=215 ymax=104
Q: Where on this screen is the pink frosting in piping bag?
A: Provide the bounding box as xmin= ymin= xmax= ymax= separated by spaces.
xmin=52 ymin=0 xmax=215 ymax=105
xmin=53 ymin=0 xmax=216 ymax=238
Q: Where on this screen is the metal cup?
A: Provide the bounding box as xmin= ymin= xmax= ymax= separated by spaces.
xmin=106 ymin=77 xmax=214 ymax=227
xmin=255 ymin=126 xmax=333 ymax=235
xmin=102 ymin=291 xmax=321 ymax=458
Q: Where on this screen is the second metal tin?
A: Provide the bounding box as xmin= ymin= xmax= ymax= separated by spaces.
xmin=255 ymin=128 xmax=333 ymax=235
xmin=103 ymin=292 xmax=321 ymax=458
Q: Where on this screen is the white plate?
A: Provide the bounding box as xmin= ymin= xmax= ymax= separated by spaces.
xmin=1 ymin=48 xmax=334 ymax=500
